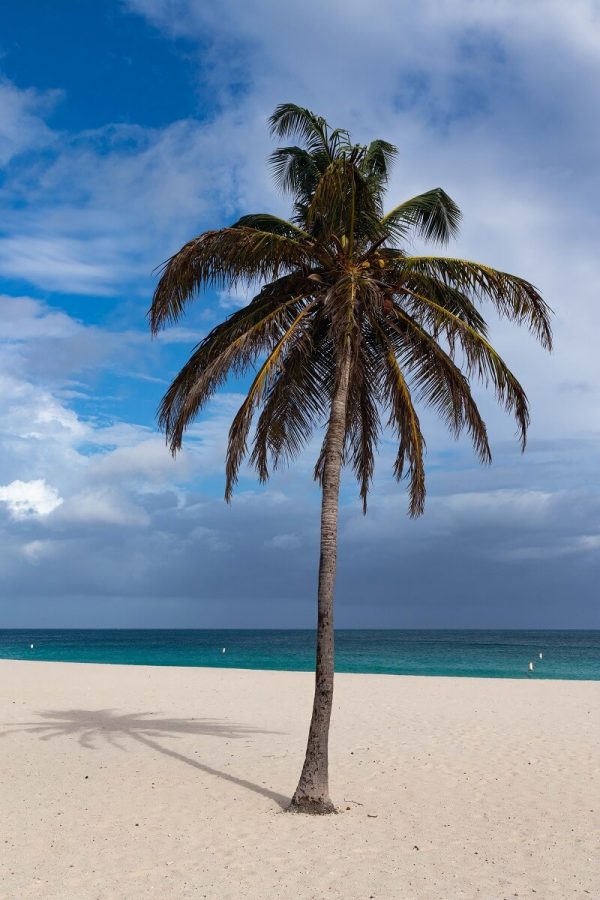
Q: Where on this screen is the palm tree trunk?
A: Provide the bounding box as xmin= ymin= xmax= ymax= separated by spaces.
xmin=288 ymin=345 xmax=351 ymax=814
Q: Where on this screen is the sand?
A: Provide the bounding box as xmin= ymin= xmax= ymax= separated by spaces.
xmin=0 ymin=660 xmax=598 ymax=899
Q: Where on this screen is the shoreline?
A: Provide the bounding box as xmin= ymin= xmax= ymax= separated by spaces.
xmin=1 ymin=660 xmax=598 ymax=898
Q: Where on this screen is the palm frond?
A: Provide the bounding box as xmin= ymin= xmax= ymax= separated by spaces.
xmin=224 ymin=300 xmax=318 ymax=500
xmin=343 ymin=328 xmax=380 ymax=511
xmin=384 ymin=308 xmax=492 ymax=466
xmin=396 ymin=288 xmax=530 ymax=447
xmin=327 ymin=127 xmax=353 ymax=156
xmin=369 ymin=318 xmax=426 ymax=516
xmin=360 ymin=139 xmax=398 ymax=183
xmin=400 ymin=256 xmax=553 ymax=349
xmin=394 ymin=271 xmax=488 ymax=333
xmin=150 ymin=227 xmax=312 ymax=333
xmin=381 ymin=189 xmax=462 ymax=245
xmin=250 ymin=315 xmax=332 ymax=481
xmin=158 ymin=286 xmax=311 ymax=452
xmin=232 ymin=213 xmax=311 ymax=240
xmin=269 ymin=146 xmax=325 ymax=202
xmin=269 ymin=103 xmax=332 ymax=157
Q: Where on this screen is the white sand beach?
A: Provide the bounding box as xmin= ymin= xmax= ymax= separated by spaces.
xmin=0 ymin=660 xmax=598 ymax=899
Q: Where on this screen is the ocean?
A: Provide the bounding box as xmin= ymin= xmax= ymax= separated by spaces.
xmin=0 ymin=629 xmax=599 ymax=680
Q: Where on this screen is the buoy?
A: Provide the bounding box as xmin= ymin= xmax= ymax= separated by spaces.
xmin=30 ymin=644 xmax=34 ymax=650
xmin=528 ymin=661 xmax=534 ymax=672
xmin=222 ymin=647 xmax=226 ymax=654
xmin=539 ymin=652 xmax=543 ymax=660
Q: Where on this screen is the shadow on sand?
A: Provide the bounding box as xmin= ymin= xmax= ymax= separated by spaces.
xmin=1 ymin=708 xmax=289 ymax=808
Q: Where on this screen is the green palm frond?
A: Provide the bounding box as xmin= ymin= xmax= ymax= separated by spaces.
xmin=269 ymin=146 xmax=325 ymax=203
xmin=269 ymin=104 xmax=334 ymax=158
xmin=360 ymin=139 xmax=398 ymax=182
xmin=381 ymin=189 xmax=461 ymax=244
xmin=232 ymin=213 xmax=311 ymax=240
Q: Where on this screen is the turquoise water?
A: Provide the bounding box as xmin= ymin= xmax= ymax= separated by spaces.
xmin=0 ymin=630 xmax=599 ymax=680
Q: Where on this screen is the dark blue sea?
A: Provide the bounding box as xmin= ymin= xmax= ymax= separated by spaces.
xmin=0 ymin=630 xmax=599 ymax=680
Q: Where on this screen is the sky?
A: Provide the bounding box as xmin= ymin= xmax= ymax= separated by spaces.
xmin=0 ymin=0 xmax=598 ymax=628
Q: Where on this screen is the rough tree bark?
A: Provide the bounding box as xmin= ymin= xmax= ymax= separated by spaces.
xmin=288 ymin=345 xmax=352 ymax=814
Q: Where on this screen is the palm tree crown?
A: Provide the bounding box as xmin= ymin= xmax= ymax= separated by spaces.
xmin=150 ymin=103 xmax=552 ymax=516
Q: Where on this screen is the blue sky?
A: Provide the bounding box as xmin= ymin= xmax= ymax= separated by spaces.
xmin=0 ymin=0 xmax=598 ymax=627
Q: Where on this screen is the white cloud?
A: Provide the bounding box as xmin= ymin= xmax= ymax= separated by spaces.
xmin=91 ymin=438 xmax=186 ymax=483
xmin=0 ymin=236 xmax=125 ymax=296
xmin=0 ymin=479 xmax=63 ymax=519
xmin=56 ymin=487 xmax=149 ymax=527
xmin=0 ymin=372 xmax=88 ymax=449
xmin=0 ymin=295 xmax=81 ymax=341
xmin=436 ymin=489 xmax=554 ymax=525
xmin=0 ymin=78 xmax=59 ymax=165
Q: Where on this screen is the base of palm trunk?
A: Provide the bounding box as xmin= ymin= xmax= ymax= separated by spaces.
xmin=287 ymin=793 xmax=337 ymax=815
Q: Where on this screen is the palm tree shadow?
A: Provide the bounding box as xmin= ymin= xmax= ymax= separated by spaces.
xmin=0 ymin=709 xmax=289 ymax=809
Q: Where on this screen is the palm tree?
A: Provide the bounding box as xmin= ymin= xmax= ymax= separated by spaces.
xmin=149 ymin=104 xmax=552 ymax=814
